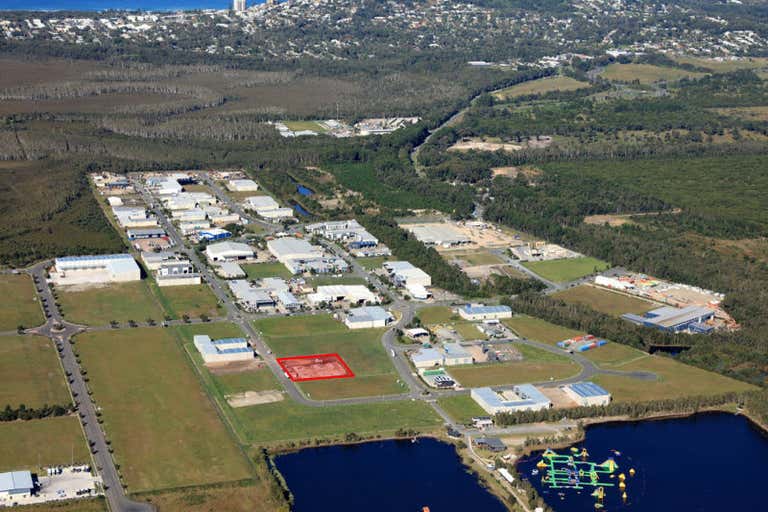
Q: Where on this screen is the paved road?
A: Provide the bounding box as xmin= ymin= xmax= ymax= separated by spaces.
xmin=25 ymin=263 xmax=154 ymax=512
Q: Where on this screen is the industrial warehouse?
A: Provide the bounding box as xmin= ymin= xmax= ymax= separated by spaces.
xmin=49 ymin=254 xmax=141 ymax=286
xmin=193 ymin=335 xmax=254 ymax=364
xmin=471 ymin=385 xmax=553 ymax=414
xmin=622 ymin=305 xmax=716 ymax=334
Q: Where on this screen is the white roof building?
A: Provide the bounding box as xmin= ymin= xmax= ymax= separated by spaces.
xmin=258 ymin=207 xmax=295 ymax=220
xmin=411 ymin=347 xmax=444 ymax=368
xmin=267 ymin=237 xmax=323 ymax=263
xmin=216 ymin=262 xmax=246 ymax=279
xmin=384 ymin=261 xmax=432 ymax=287
xmin=50 ymin=254 xmax=141 ymax=285
xmin=562 ymin=382 xmax=612 ymax=407
xmin=471 ymin=385 xmax=552 ymax=415
xmin=343 ymin=306 xmax=393 ymax=329
xmin=205 ymin=241 xmax=255 ymax=262
xmin=228 ymin=280 xmax=276 ymax=310
xmin=193 ymin=335 xmax=253 ymax=364
xmin=244 ymin=195 xmax=279 ymax=211
xmin=459 ymin=304 xmax=512 ymax=321
xmin=227 ymin=179 xmax=260 ymax=192
xmin=0 ymin=471 xmax=33 ymax=498
xmin=147 ymin=176 xmax=182 ymax=195
xmin=442 ymin=342 xmax=473 ymax=366
xmin=308 ymin=285 xmax=378 ymax=306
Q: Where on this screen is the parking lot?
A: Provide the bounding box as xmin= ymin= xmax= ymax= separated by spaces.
xmin=2 ymin=467 xmax=103 ymax=507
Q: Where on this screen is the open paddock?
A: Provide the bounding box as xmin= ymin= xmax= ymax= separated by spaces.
xmin=57 ymin=280 xmax=162 ymax=326
xmin=157 ymin=284 xmax=220 ymax=319
xmin=522 ymin=257 xmax=610 ymax=282
xmin=137 ymin=482 xmax=285 ymax=512
xmin=0 ymin=417 xmax=90 ymax=473
xmin=241 ymin=262 xmax=295 ymax=280
xmin=601 ymin=63 xmax=705 ymax=83
xmin=552 ymin=285 xmax=657 ymax=316
xmin=76 ymin=328 xmax=252 ymax=492
xmin=492 ymin=76 xmax=590 ymax=100
xmin=0 ymin=335 xmax=71 ymax=409
xmin=0 ymin=274 xmax=44 ymax=330
xmin=437 ymin=395 xmax=489 ymax=424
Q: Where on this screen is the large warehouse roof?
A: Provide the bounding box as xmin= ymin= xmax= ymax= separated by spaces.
xmin=0 ymin=471 xmax=33 ymax=493
xmin=462 ymin=304 xmax=511 ymax=315
xmin=565 ymin=381 xmax=610 ymax=399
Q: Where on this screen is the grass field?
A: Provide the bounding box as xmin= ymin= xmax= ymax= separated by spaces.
xmin=416 ymin=306 xmax=456 ymax=325
xmin=445 ymin=250 xmax=505 ymax=266
xmin=232 ymin=400 xmax=441 ymax=444
xmin=553 ymin=285 xmax=657 ymax=316
xmin=242 ymin=262 xmax=294 ymax=280
xmin=0 ymin=335 xmax=71 ymax=408
xmin=355 ymin=256 xmax=393 ymax=271
xmin=493 ymin=76 xmax=590 ymax=100
xmin=17 ymin=499 xmax=107 ymax=512
xmin=157 ymin=285 xmax=221 ymax=319
xmin=601 ymin=63 xmax=705 ymax=83
xmin=672 ymin=56 xmax=768 ymax=73
xmin=0 ymin=417 xmax=90 ymax=473
xmin=58 ymin=281 xmax=163 ymax=326
xmin=522 ymin=257 xmax=610 ymax=282
xmin=449 ymin=344 xmax=579 ymax=387
xmin=76 ymin=328 xmax=252 ymax=492
xmin=438 ymin=395 xmax=489 ymax=424
xmin=0 ymin=274 xmax=44 ymax=330
xmin=283 ymin=120 xmax=328 ymax=133
xmin=138 ymin=482 xmax=284 ymax=512
xmin=254 ymin=315 xmax=401 ymax=400
xmin=593 ymin=354 xmax=755 ymax=402
xmin=503 ymin=315 xmax=582 ymax=345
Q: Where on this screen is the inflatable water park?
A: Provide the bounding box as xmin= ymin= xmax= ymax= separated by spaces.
xmin=535 ymin=447 xmax=636 ymax=507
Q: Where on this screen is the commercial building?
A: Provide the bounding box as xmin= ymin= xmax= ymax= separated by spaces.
xmin=127 ymin=227 xmax=166 ymax=240
xmin=405 ymin=327 xmax=430 ymax=341
xmin=406 ymin=223 xmax=470 ymax=247
xmin=0 ymin=471 xmax=33 ymax=499
xmin=179 ymin=220 xmax=211 ymax=235
xmin=226 ymin=178 xmax=259 ymax=192
xmin=163 ymin=195 xmax=197 ymax=211
xmin=471 ymin=385 xmax=552 ymax=415
xmin=406 ymin=284 xmax=432 ymax=300
xmin=459 ymin=304 xmax=512 ymax=321
xmin=228 ymin=280 xmax=276 ymax=310
xmin=304 ymin=220 xmax=378 ymax=248
xmin=411 ymin=347 xmax=444 ymax=369
xmin=146 ymin=176 xmax=182 ymax=195
xmin=156 ymin=261 xmax=201 ymax=286
xmin=50 ymin=254 xmax=141 ymax=285
xmin=562 ymin=382 xmax=612 ymax=407
xmin=343 ymin=306 xmax=393 ymax=329
xmin=307 ymin=285 xmax=378 ymax=306
xmin=267 ymin=237 xmax=321 ymax=262
xmin=475 ymin=437 xmax=506 ymax=453
xmin=172 ymin=208 xmax=207 ymax=222
xmin=193 ymin=335 xmax=253 ymax=364
xmin=141 ymin=250 xmax=180 ymax=271
xmin=283 ymin=256 xmax=349 ymax=275
xmin=244 ymin=195 xmax=279 ymax=212
xmin=216 ymin=262 xmax=246 ymax=279
xmin=622 ymin=305 xmax=715 ymax=334
xmin=277 ymin=290 xmax=302 ymax=310
xmin=442 ymin=342 xmax=473 ymax=366
xmin=259 ymin=207 xmax=295 ymax=221
xmin=205 ymin=241 xmax=255 ymax=262
xmin=112 ymin=206 xmax=157 ymax=228
xmin=595 ymin=275 xmax=635 ymax=291
xmin=383 ymin=261 xmax=431 ymax=287
xmin=197 ymin=228 xmax=232 ymax=242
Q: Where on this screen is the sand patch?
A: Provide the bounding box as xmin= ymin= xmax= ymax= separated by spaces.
xmin=226 ymin=390 xmax=284 ymax=408
xmin=208 ymin=359 xmax=264 ymax=375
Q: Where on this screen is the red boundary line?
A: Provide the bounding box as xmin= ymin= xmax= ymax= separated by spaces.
xmin=276 ymin=353 xmax=355 ymax=382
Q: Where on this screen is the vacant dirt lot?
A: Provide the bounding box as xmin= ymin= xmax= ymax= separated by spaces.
xmin=226 ymin=390 xmax=284 ymax=408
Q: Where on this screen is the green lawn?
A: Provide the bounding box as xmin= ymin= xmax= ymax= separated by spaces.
xmin=601 ymin=63 xmax=705 ymax=83
xmin=283 ymin=120 xmax=327 ymax=133
xmin=355 ymin=256 xmax=393 ymax=271
xmin=416 ymin=306 xmax=456 ymax=325
xmin=242 ymin=262 xmax=294 ymax=280
xmin=438 ymin=395 xmax=488 ymax=424
xmin=553 ymin=285 xmax=657 ymax=316
xmin=503 ymin=315 xmax=582 ymax=345
xmin=0 ymin=335 xmax=71 ymax=408
xmin=157 ymin=285 xmax=221 ymax=319
xmin=449 ymin=344 xmax=579 ymax=387
xmin=445 ymin=250 xmax=505 ymax=266
xmin=0 ymin=417 xmax=90 ymax=473
xmin=522 ymin=257 xmax=610 ymax=282
xmin=255 ymin=315 xmax=401 ymax=400
xmin=58 ymin=280 xmax=164 ymax=326
xmin=76 ymin=328 xmax=252 ymax=492
xmin=0 ymin=274 xmax=44 ymax=330
xmin=232 ymin=400 xmax=441 ymax=444
xmin=493 ymin=76 xmax=590 ymax=100
xmin=593 ymin=354 xmax=755 ymax=403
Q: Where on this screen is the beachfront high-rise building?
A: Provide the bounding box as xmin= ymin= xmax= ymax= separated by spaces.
xmin=232 ymin=0 xmax=247 ymax=12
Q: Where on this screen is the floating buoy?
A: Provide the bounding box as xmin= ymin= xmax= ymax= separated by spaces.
xmin=618 ymin=473 xmax=626 ymax=482
xmin=622 ymin=492 xmax=628 ymax=501
xmin=619 ymin=481 xmax=626 ymax=491
xmin=537 ymin=460 xmax=547 ymax=470
xmin=629 ymin=468 xmax=636 ymax=477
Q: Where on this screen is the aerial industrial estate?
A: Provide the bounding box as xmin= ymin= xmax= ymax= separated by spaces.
xmin=2 ymin=0 xmax=767 ymax=510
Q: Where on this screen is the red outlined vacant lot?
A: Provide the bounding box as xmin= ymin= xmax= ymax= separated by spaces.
xmin=277 ymin=353 xmax=355 ymax=382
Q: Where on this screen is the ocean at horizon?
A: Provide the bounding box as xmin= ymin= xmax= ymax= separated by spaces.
xmin=0 ymin=0 xmax=265 ymax=11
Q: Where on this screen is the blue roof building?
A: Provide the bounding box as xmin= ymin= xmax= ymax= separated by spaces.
xmin=562 ymin=381 xmax=612 ymax=406
xmin=0 ymin=471 xmax=33 ymax=497
xmin=459 ymin=304 xmax=512 ymax=321
xmin=622 ymin=305 xmax=715 ymax=334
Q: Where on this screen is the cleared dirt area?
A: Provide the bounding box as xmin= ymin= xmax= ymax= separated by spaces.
xmin=449 ymin=136 xmax=552 ymax=153
xmin=584 ymin=208 xmax=682 ymax=227
xmin=208 ymin=359 xmax=264 ymax=375
xmin=491 ymin=166 xmax=542 ymax=179
xmin=226 ymin=390 xmax=283 ymax=408
xmin=539 ymin=386 xmax=578 ymax=408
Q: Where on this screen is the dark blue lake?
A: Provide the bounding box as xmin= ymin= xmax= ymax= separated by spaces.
xmin=517 ymin=413 xmax=768 ymax=512
xmin=292 ymin=203 xmax=310 ymax=217
xmin=296 ymin=185 xmax=314 ymax=197
xmin=276 ymin=438 xmax=507 ymax=512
